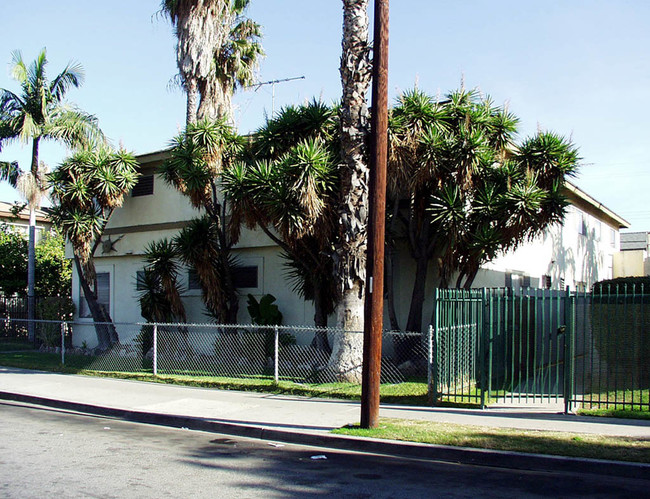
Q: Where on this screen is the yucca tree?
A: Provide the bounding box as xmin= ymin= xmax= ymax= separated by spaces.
xmin=139 ymin=239 xmax=187 ymax=322
xmin=48 ymin=146 xmax=139 ymax=349
xmin=159 ymin=119 xmax=242 ymax=323
xmin=225 ymin=144 xmax=338 ymax=350
xmin=0 ymin=49 xmax=104 ymax=339
xmin=224 ymin=101 xmax=340 ymax=349
xmin=331 ymin=0 xmax=372 ymax=381
xmin=160 ymin=0 xmax=263 ymax=123
xmin=387 ymin=87 xmax=580 ymax=345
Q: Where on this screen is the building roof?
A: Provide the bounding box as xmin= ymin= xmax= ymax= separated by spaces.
xmin=0 ymin=201 xmax=50 ymax=224
xmin=563 ymin=182 xmax=629 ymax=229
xmin=620 ymin=231 xmax=649 ymax=251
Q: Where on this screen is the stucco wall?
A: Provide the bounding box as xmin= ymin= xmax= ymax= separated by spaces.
xmin=481 ymin=206 xmax=617 ymax=290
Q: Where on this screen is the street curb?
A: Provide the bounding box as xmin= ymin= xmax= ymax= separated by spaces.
xmin=1 ymin=390 xmax=648 ymax=480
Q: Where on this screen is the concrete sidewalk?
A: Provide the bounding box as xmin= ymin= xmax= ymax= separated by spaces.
xmin=1 ymin=366 xmax=649 ymax=479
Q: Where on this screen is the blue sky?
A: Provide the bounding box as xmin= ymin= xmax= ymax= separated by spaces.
xmin=2 ymin=1 xmax=649 ymax=229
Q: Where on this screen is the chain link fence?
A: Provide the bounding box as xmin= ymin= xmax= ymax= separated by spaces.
xmin=0 ymin=318 xmax=428 ymax=385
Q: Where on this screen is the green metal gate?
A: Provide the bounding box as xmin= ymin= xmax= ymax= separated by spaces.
xmin=430 ymin=286 xmax=650 ymax=412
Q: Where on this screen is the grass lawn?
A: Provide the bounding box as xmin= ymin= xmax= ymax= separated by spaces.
xmin=0 ymin=341 xmax=34 ymax=352
xmin=333 ymin=418 xmax=650 ymax=463
xmin=577 ymin=389 xmax=650 ymax=420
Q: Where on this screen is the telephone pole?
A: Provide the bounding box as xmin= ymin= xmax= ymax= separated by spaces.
xmin=361 ymin=0 xmax=390 ymax=429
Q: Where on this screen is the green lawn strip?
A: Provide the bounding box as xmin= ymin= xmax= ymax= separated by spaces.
xmin=333 ymin=418 xmax=650 ymax=463
xmin=0 ymin=342 xmax=34 ymax=352
xmin=578 ymin=389 xmax=650 ymax=420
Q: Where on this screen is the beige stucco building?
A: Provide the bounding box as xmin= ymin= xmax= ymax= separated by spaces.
xmin=613 ymin=232 xmax=650 ymax=278
xmin=0 ymin=201 xmax=52 ymax=242
xmin=69 ymin=151 xmax=630 ymax=346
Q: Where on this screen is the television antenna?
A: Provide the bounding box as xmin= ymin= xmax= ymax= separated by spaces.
xmin=248 ymin=76 xmax=305 ymax=116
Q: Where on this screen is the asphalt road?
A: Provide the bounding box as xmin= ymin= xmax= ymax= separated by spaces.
xmin=0 ymin=401 xmax=647 ymax=499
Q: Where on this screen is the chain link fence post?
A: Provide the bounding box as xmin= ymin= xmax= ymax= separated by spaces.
xmin=274 ymin=325 xmax=279 ymax=383
xmin=153 ymin=324 xmax=158 ymax=376
xmin=60 ymin=321 xmax=66 ymax=365
xmin=427 ymin=324 xmax=434 ymax=405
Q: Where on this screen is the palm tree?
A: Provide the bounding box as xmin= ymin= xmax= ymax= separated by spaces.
xmin=160 ymin=0 xmax=263 ymax=123
xmin=0 ymin=49 xmax=104 ymax=340
xmin=48 ymin=146 xmax=139 ymax=349
xmin=198 ymin=3 xmax=263 ymax=121
xmin=330 ymin=0 xmax=372 ymax=381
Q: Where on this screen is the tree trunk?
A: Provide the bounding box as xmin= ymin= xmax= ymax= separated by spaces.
xmin=328 ymin=282 xmax=365 ymax=383
xmin=186 ymin=78 xmax=198 ymax=125
xmin=311 ymin=280 xmax=331 ymax=353
xmin=26 ymin=138 xmax=40 ymax=343
xmin=74 ymin=256 xmax=118 ymax=350
xmin=330 ymin=0 xmax=372 ymax=382
xmin=394 ymin=253 xmax=429 ymax=365
xmin=405 ymin=254 xmax=429 ymax=333
xmin=27 ymin=208 xmax=36 ymax=343
xmin=385 ymin=239 xmax=401 ymax=332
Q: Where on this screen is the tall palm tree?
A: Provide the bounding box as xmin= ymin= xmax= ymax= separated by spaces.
xmin=330 ymin=0 xmax=372 ymax=381
xmin=160 ymin=0 xmax=263 ymax=124
xmin=198 ymin=3 xmax=263 ymax=121
xmin=0 ymin=49 xmax=104 ymax=340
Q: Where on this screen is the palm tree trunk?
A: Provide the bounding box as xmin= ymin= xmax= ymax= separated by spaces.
xmin=186 ymin=78 xmax=198 ymax=125
xmin=27 ymin=208 xmax=36 ymax=343
xmin=329 ymin=0 xmax=372 ymax=383
xmin=27 ymin=137 xmax=40 ymax=343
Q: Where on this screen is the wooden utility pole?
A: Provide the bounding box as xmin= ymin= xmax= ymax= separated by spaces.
xmin=361 ymin=0 xmax=389 ymax=429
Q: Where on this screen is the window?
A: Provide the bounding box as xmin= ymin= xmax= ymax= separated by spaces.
xmin=79 ymin=272 xmax=110 ymax=318
xmin=136 ymin=270 xmax=147 ymax=291
xmin=232 ymin=265 xmax=258 ymax=289
xmin=610 ymin=228 xmax=616 ymax=248
xmin=542 ymin=275 xmax=552 ymax=289
xmin=505 ymin=272 xmax=530 ymax=290
xmin=576 ymin=212 xmax=587 ymax=236
xmin=187 ymin=265 xmax=259 ymax=291
xmin=188 ymin=269 xmax=201 ymax=290
xmin=132 ymin=174 xmax=154 ymax=197
xmin=594 ymin=221 xmax=601 ymax=240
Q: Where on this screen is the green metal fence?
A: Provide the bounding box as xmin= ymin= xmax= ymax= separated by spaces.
xmin=431 ymin=285 xmax=650 ymax=412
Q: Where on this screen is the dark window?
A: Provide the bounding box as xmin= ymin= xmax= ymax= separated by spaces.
xmin=188 ymin=269 xmax=201 ymax=290
xmin=187 ymin=265 xmax=258 ymax=290
xmin=233 ymin=265 xmax=258 ymax=289
xmin=132 ymin=174 xmax=154 ymax=197
xmin=542 ymin=275 xmax=552 ymax=289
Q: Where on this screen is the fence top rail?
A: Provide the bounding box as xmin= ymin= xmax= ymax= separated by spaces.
xmin=0 ymin=317 xmax=424 ymax=336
